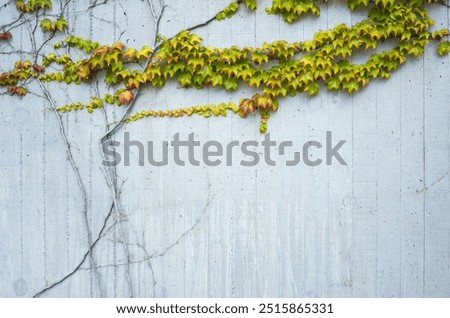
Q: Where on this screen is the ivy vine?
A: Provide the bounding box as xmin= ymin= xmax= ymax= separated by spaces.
xmin=1 ymin=0 xmax=450 ymax=134
xmin=1 ymin=0 xmax=450 ymax=298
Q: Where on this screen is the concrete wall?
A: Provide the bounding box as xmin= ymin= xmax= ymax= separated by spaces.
xmin=0 ymin=0 xmax=449 ymax=297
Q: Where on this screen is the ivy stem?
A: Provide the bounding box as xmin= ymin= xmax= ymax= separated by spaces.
xmin=98 ymin=0 xmax=166 ymax=298
xmin=26 ymin=0 xmax=103 ymax=296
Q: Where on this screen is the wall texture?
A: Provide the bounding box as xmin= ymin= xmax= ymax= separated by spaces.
xmin=0 ymin=0 xmax=449 ymax=297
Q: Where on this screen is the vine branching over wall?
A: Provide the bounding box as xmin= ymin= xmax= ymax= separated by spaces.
xmin=1 ymin=0 xmax=449 ymax=297
xmin=1 ymin=0 xmax=450 ymax=133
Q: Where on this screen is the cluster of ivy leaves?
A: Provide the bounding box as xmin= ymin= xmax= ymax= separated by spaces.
xmin=0 ymin=0 xmax=449 ymax=133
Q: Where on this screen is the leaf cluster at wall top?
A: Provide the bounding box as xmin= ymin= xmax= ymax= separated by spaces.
xmin=0 ymin=0 xmax=449 ymax=133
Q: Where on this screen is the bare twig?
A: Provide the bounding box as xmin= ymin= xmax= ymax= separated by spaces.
xmin=97 ymin=0 xmax=166 ymax=298
xmin=33 ymin=203 xmax=115 ymax=298
xmin=86 ymin=193 xmax=215 ymax=271
xmin=5 ymin=0 xmax=230 ymax=299
xmin=16 ymin=0 xmax=104 ymax=295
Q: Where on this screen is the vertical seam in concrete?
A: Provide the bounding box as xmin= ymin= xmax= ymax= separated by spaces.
xmin=325 ymin=3 xmax=331 ymax=297
xmin=301 ymin=11 xmax=306 ymax=297
xmin=20 ymin=132 xmax=23 ymax=277
xmin=88 ymin=0 xmax=94 ymax=298
xmin=42 ymin=98 xmax=48 ymax=284
xmin=375 ymin=69 xmax=378 ymax=297
xmin=350 ymin=8 xmax=355 ymax=298
xmin=18 ymin=24 xmax=24 ymax=293
xmin=65 ymin=112 xmax=70 ymax=297
xmin=447 ymin=5 xmax=450 ymax=298
xmin=112 ymin=0 xmax=118 ymax=298
xmin=399 ymin=57 xmax=403 ymax=298
xmin=422 ymin=45 xmax=426 ymax=297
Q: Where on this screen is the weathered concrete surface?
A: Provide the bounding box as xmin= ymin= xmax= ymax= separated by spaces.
xmin=0 ymin=0 xmax=449 ymax=297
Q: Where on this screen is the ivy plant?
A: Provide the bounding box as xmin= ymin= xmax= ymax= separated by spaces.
xmin=1 ymin=0 xmax=450 ymax=298
xmin=1 ymin=0 xmax=449 ymax=135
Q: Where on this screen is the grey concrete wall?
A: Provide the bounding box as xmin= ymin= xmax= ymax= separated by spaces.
xmin=0 ymin=0 xmax=449 ymax=297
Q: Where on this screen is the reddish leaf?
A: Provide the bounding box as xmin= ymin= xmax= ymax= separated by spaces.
xmin=118 ymin=90 xmax=134 ymax=105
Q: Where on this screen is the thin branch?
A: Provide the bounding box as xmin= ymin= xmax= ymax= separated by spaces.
xmin=437 ymin=0 xmax=450 ymax=8
xmin=19 ymin=1 xmax=104 ymax=295
xmin=187 ymin=0 xmax=243 ymax=32
xmin=33 ymin=203 xmax=115 ymax=298
xmin=87 ymin=193 xmax=215 ymax=271
xmin=97 ymin=0 xmax=166 ymax=298
xmin=88 ymin=0 xmax=110 ymax=10
xmin=35 ymin=77 xmax=104 ymax=295
xmin=0 ymin=13 xmax=25 ymax=32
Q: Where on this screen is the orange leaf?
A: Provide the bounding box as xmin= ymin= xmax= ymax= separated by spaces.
xmin=118 ymin=90 xmax=134 ymax=105
xmin=239 ymin=98 xmax=256 ymax=117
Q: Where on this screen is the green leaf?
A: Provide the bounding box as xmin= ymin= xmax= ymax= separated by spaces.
xmin=56 ymin=17 xmax=68 ymax=32
xmin=178 ymin=72 xmax=192 ymax=86
xmin=223 ymin=77 xmax=238 ymax=90
xmin=245 ymin=0 xmax=257 ymax=10
xmin=437 ymin=41 xmax=450 ymax=56
xmin=40 ymin=19 xmax=53 ymax=31
xmin=104 ymin=94 xmax=115 ymax=104
xmin=305 ymin=82 xmax=319 ymax=96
